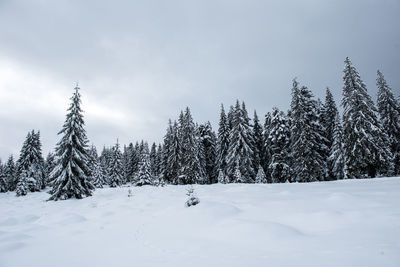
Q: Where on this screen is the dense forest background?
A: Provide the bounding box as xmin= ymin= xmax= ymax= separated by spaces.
xmin=0 ymin=57 xmax=399 ymax=200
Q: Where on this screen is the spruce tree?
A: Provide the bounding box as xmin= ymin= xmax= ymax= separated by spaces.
xmin=123 ymin=143 xmax=134 ymax=183
xmin=99 ymin=146 xmax=112 ymax=185
xmin=322 ymin=88 xmax=339 ymax=147
xmin=233 ymin=160 xmax=244 ymax=183
xmin=216 ymin=104 xmax=230 ymax=176
xmin=4 ymin=155 xmax=17 ymax=191
xmin=226 ymin=101 xmax=255 ymax=183
xmin=252 ymin=111 xmax=264 ymax=174
xmin=16 ymin=130 xmax=45 ymax=191
xmin=87 ymin=145 xmax=98 ymax=183
xmin=199 ymin=122 xmax=217 ymax=183
xmin=163 ymin=120 xmax=181 ymax=184
xmin=16 ymin=170 xmax=29 ymax=196
xmin=156 ymin=144 xmax=163 ymax=179
xmin=315 ymin=99 xmax=330 ymax=180
xmin=136 ymin=146 xmax=153 ymax=186
xmin=92 ymin=156 xmax=105 ymax=188
xmin=376 ymin=70 xmax=400 ymax=175
xmin=267 ymin=108 xmax=291 ymax=183
xmin=178 ymin=108 xmax=204 ymax=184
xmin=342 ymin=58 xmax=393 ymax=178
xmin=255 ymin=165 xmax=267 ymax=183
xmin=109 ymin=141 xmax=123 ymax=187
xmin=128 ymin=142 xmax=141 ymax=182
xmin=150 ymin=142 xmax=158 ymax=177
xmin=121 ymin=145 xmax=130 ymax=184
xmin=0 ymin=161 xmax=7 ymax=192
xmin=217 ymin=169 xmax=228 ymax=184
xmin=291 ymin=84 xmax=326 ymax=182
xmin=32 ymin=131 xmax=46 ymax=189
xmin=44 ymin=152 xmax=56 ymax=187
xmin=263 ymin=111 xmax=272 ymax=175
xmin=49 ymin=86 xmax=93 ymax=200
xmin=328 ymin=114 xmax=345 ymax=179
xmin=322 ymin=88 xmax=339 ymax=180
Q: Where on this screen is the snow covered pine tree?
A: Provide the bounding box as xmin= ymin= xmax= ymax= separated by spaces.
xmin=342 ymin=58 xmax=393 ymax=178
xmin=48 ymin=85 xmax=94 ymax=200
xmin=376 ymin=70 xmax=400 ymax=175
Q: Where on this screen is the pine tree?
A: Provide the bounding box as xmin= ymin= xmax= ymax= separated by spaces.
xmin=4 ymin=155 xmax=17 ymax=191
xmin=44 ymin=152 xmax=56 ymax=187
xmin=328 ymin=114 xmax=345 ymax=179
xmin=322 ymin=88 xmax=339 ymax=180
xmin=226 ymin=101 xmax=254 ymax=183
xmin=0 ymin=161 xmax=7 ymax=192
xmin=178 ymin=108 xmax=204 ymax=184
xmin=291 ymin=84 xmax=326 ymax=182
xmin=136 ymin=147 xmax=153 ymax=186
xmin=252 ymin=111 xmax=264 ymax=174
xmin=87 ymin=145 xmax=98 ymax=183
xmin=16 ymin=170 xmax=29 ymax=196
xmin=99 ymin=146 xmax=112 ymax=185
xmin=32 ymin=131 xmax=46 ymax=189
xmin=16 ymin=130 xmax=45 ymax=191
xmin=199 ymin=122 xmax=217 ymax=183
xmin=255 ymin=165 xmax=267 ymax=183
xmin=128 ymin=142 xmax=141 ymax=182
xmin=49 ymin=86 xmax=93 ymax=200
xmin=163 ymin=120 xmax=181 ymax=184
xmin=315 ymin=99 xmax=330 ymax=180
xmin=150 ymin=142 xmax=158 ymax=177
xmin=233 ymin=160 xmax=244 ymax=183
xmin=267 ymin=108 xmax=291 ymax=183
xmin=156 ymin=144 xmax=163 ymax=179
xmin=109 ymin=141 xmax=123 ymax=187
xmin=322 ymin=88 xmax=339 ymax=147
xmin=376 ymin=70 xmax=400 ymax=175
xmin=121 ymin=145 xmax=130 ymax=184
xmin=227 ymin=105 xmax=235 ymax=131
xmin=92 ymin=156 xmax=105 ymax=188
xmin=342 ymin=58 xmax=393 ymax=178
xmin=263 ymin=111 xmax=272 ymax=175
xmin=217 ymin=169 xmax=228 ymax=184
xmin=216 ymin=104 xmax=230 ymax=176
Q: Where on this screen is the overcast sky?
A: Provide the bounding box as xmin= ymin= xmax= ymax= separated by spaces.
xmin=0 ymin=0 xmax=399 ymax=160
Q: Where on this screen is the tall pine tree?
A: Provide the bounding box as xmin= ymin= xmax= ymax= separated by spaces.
xmin=199 ymin=122 xmax=217 ymax=183
xmin=49 ymin=86 xmax=93 ymax=200
xmin=252 ymin=111 xmax=264 ymax=175
xmin=322 ymin=88 xmax=339 ymax=180
xmin=226 ymin=100 xmax=254 ymax=183
xmin=291 ymin=84 xmax=326 ymax=182
xmin=342 ymin=58 xmax=393 ymax=178
xmin=178 ymin=107 xmax=204 ymax=184
xmin=328 ymin=113 xmax=345 ymax=179
xmin=109 ymin=141 xmax=123 ymax=187
xmin=216 ymin=104 xmax=230 ymax=177
xmin=267 ymin=108 xmax=291 ymax=183
xmin=376 ymin=70 xmax=400 ymax=175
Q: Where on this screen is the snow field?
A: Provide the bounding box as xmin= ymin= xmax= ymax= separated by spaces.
xmin=1 ymin=178 xmax=400 ymax=267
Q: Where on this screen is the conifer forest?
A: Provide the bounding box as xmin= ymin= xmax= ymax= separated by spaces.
xmin=2 ymin=1 xmax=400 ymax=266
xmin=1 ymin=57 xmax=399 ymax=200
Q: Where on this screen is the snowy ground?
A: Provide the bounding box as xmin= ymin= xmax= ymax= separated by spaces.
xmin=1 ymin=178 xmax=400 ymax=267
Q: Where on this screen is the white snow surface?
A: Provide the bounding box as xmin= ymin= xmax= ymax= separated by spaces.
xmin=1 ymin=178 xmax=400 ymax=267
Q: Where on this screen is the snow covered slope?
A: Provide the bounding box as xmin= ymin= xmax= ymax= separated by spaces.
xmin=1 ymin=178 xmax=400 ymax=267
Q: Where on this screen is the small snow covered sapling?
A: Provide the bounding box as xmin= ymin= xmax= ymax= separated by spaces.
xmin=16 ymin=170 xmax=29 ymax=196
xmin=185 ymin=186 xmax=200 ymax=207
xmin=128 ymin=188 xmax=133 ymax=197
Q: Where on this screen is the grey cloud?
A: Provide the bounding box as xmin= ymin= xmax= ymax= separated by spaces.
xmin=0 ymin=0 xmax=399 ymax=159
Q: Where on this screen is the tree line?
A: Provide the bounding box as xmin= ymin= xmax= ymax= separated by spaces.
xmin=0 ymin=57 xmax=399 ymax=200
